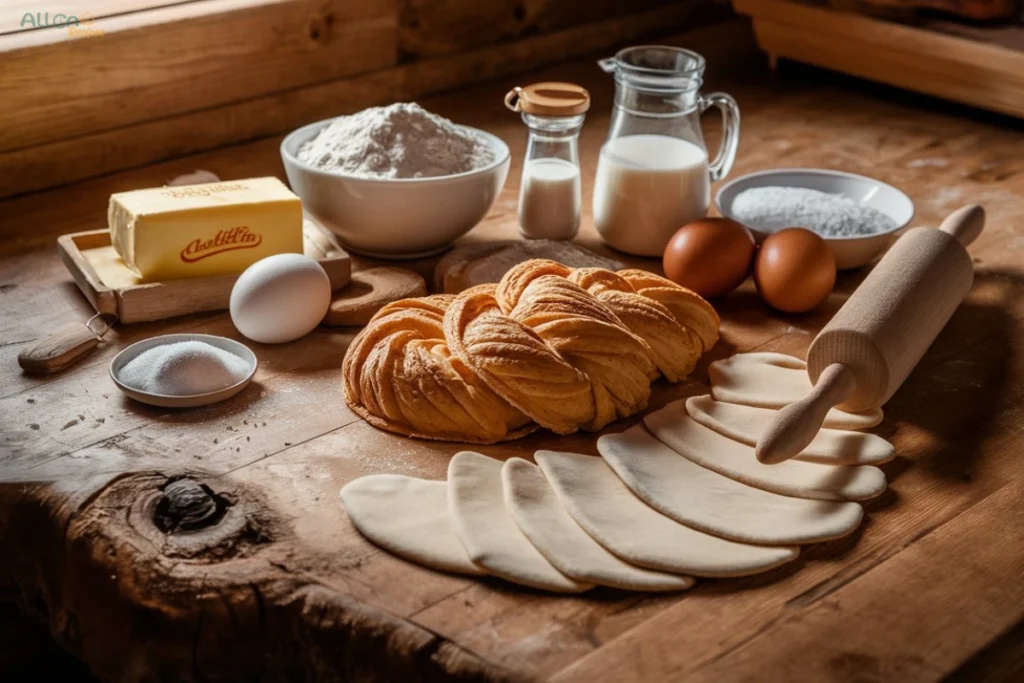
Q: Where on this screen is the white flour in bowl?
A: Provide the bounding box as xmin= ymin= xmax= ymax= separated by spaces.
xmin=731 ymin=186 xmax=897 ymax=237
xmin=297 ymin=103 xmax=495 ymax=179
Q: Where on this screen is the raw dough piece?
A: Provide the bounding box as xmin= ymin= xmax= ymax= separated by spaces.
xmin=502 ymin=458 xmax=692 ymax=591
xmin=340 ymin=475 xmax=485 ymax=576
xmin=598 ymin=426 xmax=864 ymax=545
xmin=709 ymin=352 xmax=883 ymax=428
xmin=685 ymin=395 xmax=895 ymax=465
xmin=645 ymin=403 xmax=887 ymax=501
xmin=323 ymin=267 xmax=427 ymax=326
xmin=448 ymin=452 xmax=591 ymax=593
xmin=534 ymin=450 xmax=799 ymax=577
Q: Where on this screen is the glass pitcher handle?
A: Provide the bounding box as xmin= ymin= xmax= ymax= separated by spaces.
xmin=700 ymin=92 xmax=740 ymax=182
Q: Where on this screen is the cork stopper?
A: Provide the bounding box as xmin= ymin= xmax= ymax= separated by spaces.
xmin=504 ymin=82 xmax=591 ymax=116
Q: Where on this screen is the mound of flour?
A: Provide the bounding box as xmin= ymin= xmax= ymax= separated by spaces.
xmin=297 ymin=103 xmax=494 ymax=179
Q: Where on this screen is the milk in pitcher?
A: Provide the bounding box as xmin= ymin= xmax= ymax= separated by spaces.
xmin=592 ymin=134 xmax=710 ymax=257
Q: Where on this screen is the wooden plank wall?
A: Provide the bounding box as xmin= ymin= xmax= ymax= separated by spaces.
xmin=0 ymin=0 xmax=721 ymax=199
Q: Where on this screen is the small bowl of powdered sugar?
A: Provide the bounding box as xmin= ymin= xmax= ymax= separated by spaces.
xmin=716 ymin=168 xmax=914 ymax=269
xmin=281 ymin=103 xmax=510 ymax=259
xmin=110 ymin=334 xmax=257 ymax=408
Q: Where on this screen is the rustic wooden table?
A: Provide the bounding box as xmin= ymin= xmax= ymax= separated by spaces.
xmin=1 ymin=48 xmax=1023 ymax=683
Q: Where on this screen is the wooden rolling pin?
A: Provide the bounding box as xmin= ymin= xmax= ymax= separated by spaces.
xmin=756 ymin=204 xmax=985 ymax=464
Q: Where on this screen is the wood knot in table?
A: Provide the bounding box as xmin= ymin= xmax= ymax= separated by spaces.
xmin=153 ymin=478 xmax=227 ymax=533
xmin=129 ymin=474 xmax=276 ymax=561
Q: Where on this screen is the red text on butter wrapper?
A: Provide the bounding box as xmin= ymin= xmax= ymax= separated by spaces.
xmin=180 ymin=227 xmax=263 ymax=262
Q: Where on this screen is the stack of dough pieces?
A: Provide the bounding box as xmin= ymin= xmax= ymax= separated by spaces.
xmin=341 ymin=352 xmax=893 ymax=594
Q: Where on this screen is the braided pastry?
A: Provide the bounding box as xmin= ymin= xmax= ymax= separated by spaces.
xmin=343 ymin=259 xmax=719 ymax=443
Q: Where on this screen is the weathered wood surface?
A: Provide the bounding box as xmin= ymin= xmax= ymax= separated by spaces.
xmin=0 ymin=0 xmax=714 ymax=198
xmin=0 ymin=0 xmax=397 ymax=151
xmin=398 ymin=0 xmax=689 ymax=59
xmin=2 ymin=1 xmax=197 ymax=35
xmin=735 ymin=0 xmax=1024 ymax=119
xmin=1 ymin=39 xmax=1024 ymax=682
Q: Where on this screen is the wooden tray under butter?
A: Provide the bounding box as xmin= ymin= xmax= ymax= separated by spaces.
xmin=58 ymin=220 xmax=351 ymax=324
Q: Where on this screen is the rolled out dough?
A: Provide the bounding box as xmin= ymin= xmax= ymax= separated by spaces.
xmin=685 ymin=395 xmax=895 ymax=465
xmin=644 ymin=403 xmax=887 ymax=501
xmin=598 ymin=426 xmax=864 ymax=545
xmin=502 ymin=458 xmax=692 ymax=592
xmin=448 ymin=451 xmax=591 ymax=593
xmin=340 ymin=475 xmax=485 ymax=576
xmin=534 ymin=450 xmax=799 ymax=577
xmin=709 ymin=352 xmax=882 ymax=428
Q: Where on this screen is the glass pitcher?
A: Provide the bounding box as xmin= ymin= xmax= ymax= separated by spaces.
xmin=593 ymin=46 xmax=740 ymax=257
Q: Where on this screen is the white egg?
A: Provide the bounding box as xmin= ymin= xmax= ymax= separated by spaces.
xmin=230 ymin=254 xmax=331 ymax=344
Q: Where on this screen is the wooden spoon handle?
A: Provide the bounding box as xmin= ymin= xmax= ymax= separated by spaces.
xmin=755 ymin=363 xmax=856 ymax=464
xmin=18 ymin=314 xmax=117 ymax=375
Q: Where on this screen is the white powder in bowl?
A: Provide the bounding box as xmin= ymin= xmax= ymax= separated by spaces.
xmin=297 ymin=103 xmax=495 ymax=179
xmin=731 ymin=186 xmax=898 ymax=237
xmin=119 ymin=341 xmax=250 ymax=396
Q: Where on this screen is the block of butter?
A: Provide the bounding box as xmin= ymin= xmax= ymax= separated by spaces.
xmin=108 ymin=177 xmax=303 ymax=281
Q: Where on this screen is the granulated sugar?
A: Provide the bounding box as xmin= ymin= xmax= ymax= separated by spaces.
xmin=119 ymin=341 xmax=250 ymax=396
xmin=297 ymin=103 xmax=494 ymax=179
xmin=731 ymin=186 xmax=897 ymax=237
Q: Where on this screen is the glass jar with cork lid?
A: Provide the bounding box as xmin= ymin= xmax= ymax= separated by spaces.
xmin=505 ymin=82 xmax=590 ymax=241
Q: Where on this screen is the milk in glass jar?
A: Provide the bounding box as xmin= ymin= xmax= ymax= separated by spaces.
xmin=593 ymin=46 xmax=740 ymax=256
xmin=505 ymin=82 xmax=590 ymax=241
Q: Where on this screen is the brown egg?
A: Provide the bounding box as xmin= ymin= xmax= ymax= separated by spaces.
xmin=754 ymin=228 xmax=836 ymax=313
xmin=663 ymin=218 xmax=756 ymax=298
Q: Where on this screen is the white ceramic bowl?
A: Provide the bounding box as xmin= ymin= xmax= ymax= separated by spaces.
xmin=715 ymin=168 xmax=914 ymax=269
xmin=110 ymin=334 xmax=257 ymax=408
xmin=281 ymin=117 xmax=511 ymax=259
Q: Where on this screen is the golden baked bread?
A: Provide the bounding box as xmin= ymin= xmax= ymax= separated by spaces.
xmin=343 ymin=259 xmax=719 ymax=443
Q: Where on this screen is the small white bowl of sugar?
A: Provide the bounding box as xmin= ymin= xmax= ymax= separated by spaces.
xmin=716 ymin=168 xmax=914 ymax=269
xmin=110 ymin=334 xmax=257 ymax=408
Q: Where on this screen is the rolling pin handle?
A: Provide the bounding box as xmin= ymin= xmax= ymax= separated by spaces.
xmin=755 ymin=363 xmax=856 ymax=464
xmin=939 ymin=204 xmax=985 ymax=247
